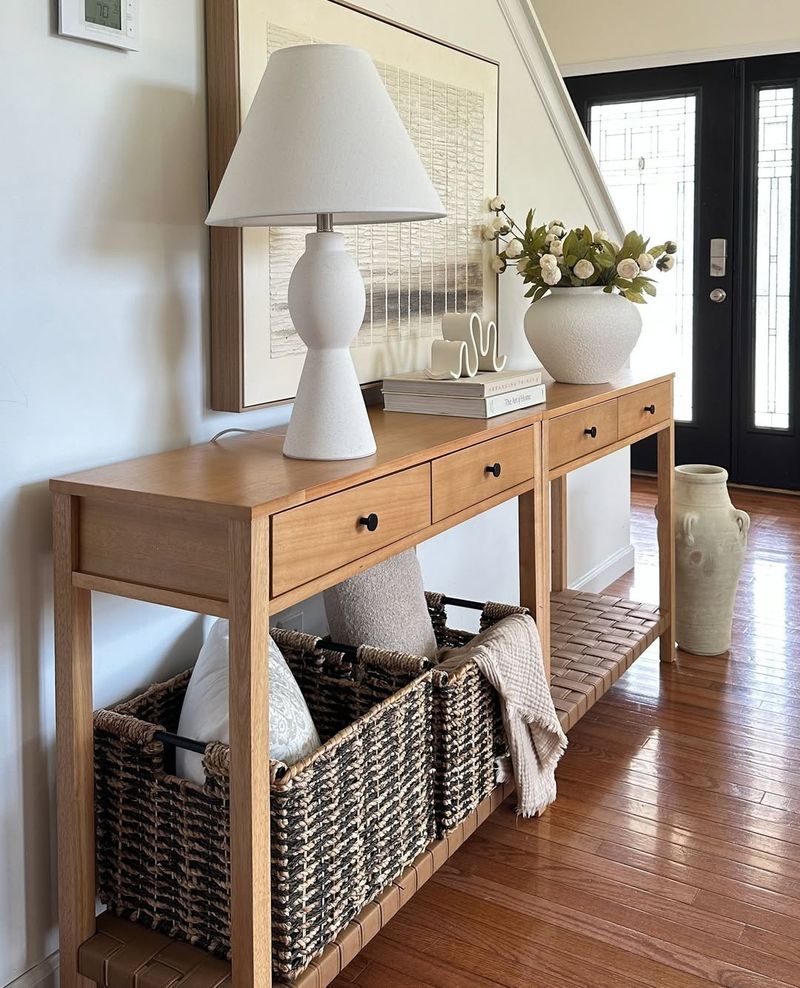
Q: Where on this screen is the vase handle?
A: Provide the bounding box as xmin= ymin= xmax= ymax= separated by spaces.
xmin=734 ymin=509 xmax=750 ymax=539
xmin=680 ymin=512 xmax=698 ymax=546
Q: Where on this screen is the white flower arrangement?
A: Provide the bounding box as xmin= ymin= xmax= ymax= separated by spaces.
xmin=542 ymin=265 xmax=562 ymax=286
xmin=483 ymin=196 xmax=678 ymax=303
xmin=616 ymin=257 xmax=640 ymax=281
xmin=481 ymin=216 xmax=503 ymax=241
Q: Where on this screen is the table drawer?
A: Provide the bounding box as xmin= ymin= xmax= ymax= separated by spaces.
xmin=618 ymin=381 xmax=672 ymax=438
xmin=271 ymin=464 xmax=432 ymax=596
xmin=549 ymin=399 xmax=619 ymax=469
xmin=432 ymin=427 xmax=534 ymax=523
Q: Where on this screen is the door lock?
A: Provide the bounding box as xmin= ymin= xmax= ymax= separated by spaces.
xmin=709 ymin=288 xmax=727 ymax=303
xmin=710 ymin=238 xmax=727 ymax=277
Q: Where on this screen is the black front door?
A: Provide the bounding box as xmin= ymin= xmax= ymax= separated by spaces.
xmin=568 ymin=55 xmax=800 ymax=490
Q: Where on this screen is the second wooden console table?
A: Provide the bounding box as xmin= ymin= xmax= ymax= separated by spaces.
xmin=52 ymin=371 xmax=675 ymax=988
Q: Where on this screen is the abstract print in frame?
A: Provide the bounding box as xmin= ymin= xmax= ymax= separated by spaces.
xmin=206 ymin=0 xmax=499 ymax=411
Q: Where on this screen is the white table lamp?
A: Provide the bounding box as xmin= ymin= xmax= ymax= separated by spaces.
xmin=206 ymin=44 xmax=445 ymax=460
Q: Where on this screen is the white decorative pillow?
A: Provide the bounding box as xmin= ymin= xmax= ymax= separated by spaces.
xmin=323 ymin=549 xmax=438 ymax=658
xmin=176 ymin=619 xmax=320 ymax=784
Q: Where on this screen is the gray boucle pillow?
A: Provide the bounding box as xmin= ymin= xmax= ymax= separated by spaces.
xmin=323 ymin=550 xmax=438 ymax=659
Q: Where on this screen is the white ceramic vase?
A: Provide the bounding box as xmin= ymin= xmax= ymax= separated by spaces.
xmin=523 ymin=286 xmax=642 ymax=384
xmin=673 ymin=465 xmax=750 ymax=656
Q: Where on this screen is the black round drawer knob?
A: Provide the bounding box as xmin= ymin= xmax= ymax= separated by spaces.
xmin=644 ymin=403 xmax=656 ymax=415
xmin=584 ymin=426 xmax=598 ymax=439
xmin=359 ymin=513 xmax=379 ymax=532
xmin=486 ymin=462 xmax=502 ymax=478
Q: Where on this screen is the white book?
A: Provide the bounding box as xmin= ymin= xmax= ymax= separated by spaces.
xmin=383 ymin=384 xmax=547 ymax=419
xmin=382 ymin=369 xmax=543 ymax=398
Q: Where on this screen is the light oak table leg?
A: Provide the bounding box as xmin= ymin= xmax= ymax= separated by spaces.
xmin=228 ymin=516 xmax=272 ymax=987
xmin=657 ymin=421 xmax=677 ymax=662
xmin=520 ymin=421 xmax=551 ymax=682
xmin=550 ymin=474 xmax=568 ymax=593
xmin=53 ymin=493 xmax=96 ymax=988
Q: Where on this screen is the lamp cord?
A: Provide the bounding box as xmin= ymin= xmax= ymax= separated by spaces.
xmin=209 ymin=428 xmax=260 ymax=445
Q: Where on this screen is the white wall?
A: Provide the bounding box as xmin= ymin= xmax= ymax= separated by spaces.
xmin=355 ymin=0 xmax=631 ymax=604
xmin=534 ymin=0 xmax=800 ymax=74
xmin=0 ymin=5 xmax=293 ymax=983
xmin=0 ymin=2 xmax=629 ymax=984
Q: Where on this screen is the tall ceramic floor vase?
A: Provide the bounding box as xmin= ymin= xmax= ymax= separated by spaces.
xmin=523 ymin=286 xmax=642 ymax=385
xmin=674 ymin=465 xmax=750 ymax=656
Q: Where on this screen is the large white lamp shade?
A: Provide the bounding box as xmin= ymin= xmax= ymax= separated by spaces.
xmin=207 ymin=45 xmax=445 ymax=459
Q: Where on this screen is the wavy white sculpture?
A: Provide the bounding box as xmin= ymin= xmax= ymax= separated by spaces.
xmin=426 ymin=312 xmax=507 ymax=380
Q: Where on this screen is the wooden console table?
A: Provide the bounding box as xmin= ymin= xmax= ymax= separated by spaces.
xmin=51 ymin=371 xmax=675 ymax=988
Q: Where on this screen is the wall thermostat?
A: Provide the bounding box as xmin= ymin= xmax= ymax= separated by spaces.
xmin=59 ymin=0 xmax=139 ymax=51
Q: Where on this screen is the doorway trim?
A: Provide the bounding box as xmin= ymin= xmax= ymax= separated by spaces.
xmin=556 ymin=40 xmax=800 ymax=79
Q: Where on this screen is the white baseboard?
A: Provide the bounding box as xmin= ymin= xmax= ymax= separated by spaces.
xmin=570 ymin=543 xmax=635 ymax=594
xmin=5 ymin=954 xmax=58 ymax=988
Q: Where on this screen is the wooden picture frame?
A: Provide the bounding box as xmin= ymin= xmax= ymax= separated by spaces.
xmin=205 ymin=0 xmax=500 ymax=412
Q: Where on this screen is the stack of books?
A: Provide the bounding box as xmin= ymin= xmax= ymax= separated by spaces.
xmin=382 ymin=370 xmax=545 ymax=419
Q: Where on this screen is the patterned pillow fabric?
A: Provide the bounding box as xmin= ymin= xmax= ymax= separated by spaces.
xmin=323 ymin=549 xmax=438 ymax=659
xmin=176 ymin=618 xmax=320 ymax=784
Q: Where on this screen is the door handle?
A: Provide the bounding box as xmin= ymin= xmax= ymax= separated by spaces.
xmin=709 ymin=288 xmax=727 ymax=303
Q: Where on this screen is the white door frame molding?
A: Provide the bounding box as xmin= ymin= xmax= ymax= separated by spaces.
xmin=496 ymin=0 xmax=624 ymax=240
xmin=556 ymin=39 xmax=800 ymax=79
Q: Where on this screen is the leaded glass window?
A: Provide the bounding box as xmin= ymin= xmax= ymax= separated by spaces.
xmin=753 ymin=87 xmax=794 ymax=431
xmin=589 ymin=96 xmax=696 ymax=422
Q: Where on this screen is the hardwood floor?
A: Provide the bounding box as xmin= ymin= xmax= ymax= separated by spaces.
xmin=332 ymin=477 xmax=800 ymax=988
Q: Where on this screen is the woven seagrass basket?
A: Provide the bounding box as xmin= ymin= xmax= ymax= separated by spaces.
xmin=425 ymin=593 xmax=526 ymax=835
xmin=93 ymin=628 xmax=435 ymax=981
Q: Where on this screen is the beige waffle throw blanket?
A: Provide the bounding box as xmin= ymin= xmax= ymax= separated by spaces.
xmin=438 ymin=612 xmax=567 ymax=817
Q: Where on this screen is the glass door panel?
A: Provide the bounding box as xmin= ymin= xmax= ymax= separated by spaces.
xmin=753 ymin=86 xmax=794 ymax=431
xmin=735 ymin=54 xmax=800 ymax=489
xmin=588 ymin=96 xmax=696 ymax=423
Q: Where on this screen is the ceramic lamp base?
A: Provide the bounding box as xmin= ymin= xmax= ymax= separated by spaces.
xmin=282 ymin=231 xmax=376 ymax=460
xmin=283 ymin=348 xmax=377 ymax=460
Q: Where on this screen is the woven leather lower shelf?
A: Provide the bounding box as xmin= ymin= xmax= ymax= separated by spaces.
xmin=80 ymin=783 xmax=515 ymax=988
xmin=550 ymin=589 xmax=666 ymax=731
xmin=77 ymin=590 xmax=664 ymax=988
xmin=80 ymin=915 xmax=233 ymax=988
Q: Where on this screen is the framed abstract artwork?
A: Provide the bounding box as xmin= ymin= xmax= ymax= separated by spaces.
xmin=206 ymin=0 xmax=499 ymax=411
